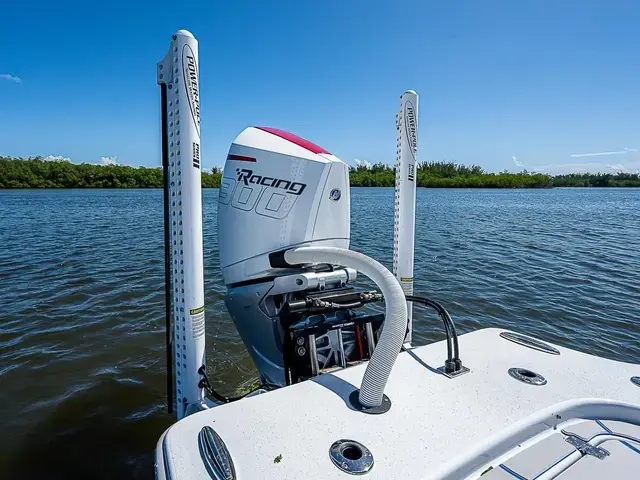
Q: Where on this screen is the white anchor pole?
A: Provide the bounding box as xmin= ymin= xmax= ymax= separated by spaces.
xmin=157 ymin=30 xmax=206 ymax=419
xmin=393 ymin=90 xmax=419 ymax=345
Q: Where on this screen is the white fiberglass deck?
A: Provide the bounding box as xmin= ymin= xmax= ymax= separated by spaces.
xmin=156 ymin=328 xmax=640 ymax=479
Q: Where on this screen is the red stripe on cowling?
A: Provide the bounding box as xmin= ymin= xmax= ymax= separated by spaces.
xmin=256 ymin=126 xmax=330 ymax=155
xmin=227 ymin=154 xmax=256 ymax=162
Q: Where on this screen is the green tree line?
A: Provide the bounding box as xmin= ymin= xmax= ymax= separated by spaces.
xmin=349 ymin=161 xmax=640 ymax=188
xmin=350 ymin=162 xmax=556 ymax=188
xmin=0 ymin=156 xmax=222 ymax=188
xmin=1 ymin=156 xmax=639 ymax=188
xmin=551 ymin=172 xmax=640 ymax=187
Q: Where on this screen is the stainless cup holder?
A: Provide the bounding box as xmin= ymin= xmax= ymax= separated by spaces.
xmin=329 ymin=439 xmax=374 ymax=475
xmin=508 ymin=367 xmax=547 ymax=386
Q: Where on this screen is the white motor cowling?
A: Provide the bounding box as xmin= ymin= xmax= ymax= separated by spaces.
xmin=218 ymin=126 xmax=350 ymax=286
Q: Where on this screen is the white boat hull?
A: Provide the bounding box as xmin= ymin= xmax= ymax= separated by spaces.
xmin=156 ymin=328 xmax=640 ymax=479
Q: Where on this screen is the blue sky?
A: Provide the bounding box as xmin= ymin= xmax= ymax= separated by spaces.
xmin=1 ymin=1 xmax=639 ymax=173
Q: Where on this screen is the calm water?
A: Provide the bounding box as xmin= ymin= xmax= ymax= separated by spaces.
xmin=1 ymin=188 xmax=639 ymax=478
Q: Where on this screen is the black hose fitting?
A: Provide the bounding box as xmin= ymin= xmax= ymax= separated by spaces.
xmin=444 ymin=359 xmax=457 ymax=374
xmin=405 ymin=295 xmax=464 ymax=373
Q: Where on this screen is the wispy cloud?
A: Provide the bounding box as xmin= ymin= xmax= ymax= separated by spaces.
xmin=533 ymin=161 xmax=640 ymax=175
xmin=570 ymin=148 xmax=637 ymax=158
xmin=0 ymin=74 xmax=22 ymax=83
xmin=512 ymin=156 xmax=525 ymax=168
xmin=43 ymin=155 xmax=71 ymax=162
xmin=354 ymin=158 xmax=373 ymax=169
xmin=532 ymin=148 xmax=639 ymax=174
xmin=100 ymin=156 xmax=118 ymax=165
xmin=533 ymin=162 xmax=604 ymax=174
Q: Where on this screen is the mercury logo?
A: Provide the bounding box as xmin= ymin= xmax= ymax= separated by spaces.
xmin=182 ymin=45 xmax=200 ymax=134
xmin=236 ymin=168 xmax=307 ymax=195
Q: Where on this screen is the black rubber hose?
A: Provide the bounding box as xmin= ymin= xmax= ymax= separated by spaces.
xmin=425 ymin=300 xmax=453 ymax=361
xmin=405 ymin=295 xmax=459 ymax=362
xmin=204 ymin=383 xmax=281 ymax=404
xmin=198 ymin=366 xmax=280 ymax=404
xmin=442 ymin=308 xmax=460 ymax=361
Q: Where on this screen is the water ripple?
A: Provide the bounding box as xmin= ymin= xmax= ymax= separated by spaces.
xmin=0 ymin=188 xmax=638 ymax=479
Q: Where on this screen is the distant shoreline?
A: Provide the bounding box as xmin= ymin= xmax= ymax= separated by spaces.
xmin=2 ymin=157 xmax=639 ymax=188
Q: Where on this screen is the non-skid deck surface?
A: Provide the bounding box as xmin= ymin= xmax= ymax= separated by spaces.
xmin=158 ymin=328 xmax=640 ymax=479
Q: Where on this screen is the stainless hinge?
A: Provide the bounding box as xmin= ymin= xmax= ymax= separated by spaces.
xmin=564 ymin=435 xmax=610 ymax=460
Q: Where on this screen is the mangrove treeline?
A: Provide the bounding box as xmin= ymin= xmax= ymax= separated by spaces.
xmin=0 ymin=156 xmax=222 ymax=189
xmin=1 ymin=156 xmax=639 ymax=189
xmin=349 ymin=162 xmax=640 ymax=188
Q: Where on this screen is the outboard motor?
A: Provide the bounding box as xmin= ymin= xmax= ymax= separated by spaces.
xmin=218 ymin=127 xmax=383 ymax=385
